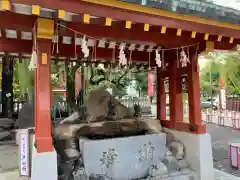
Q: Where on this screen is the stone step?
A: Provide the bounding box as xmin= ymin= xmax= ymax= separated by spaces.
xmin=0 ymin=118 xmax=13 ymax=128
xmin=145 ymin=169 xmax=196 ymax=180
xmin=0 ymin=131 xmax=12 ymax=141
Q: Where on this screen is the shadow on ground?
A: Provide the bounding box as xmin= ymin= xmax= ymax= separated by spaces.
xmin=207 ymin=123 xmax=240 ymax=177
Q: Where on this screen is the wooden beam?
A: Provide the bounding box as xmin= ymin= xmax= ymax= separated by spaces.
xmin=0 ymin=12 xmax=238 ymax=49
xmin=161 ymin=120 xmax=206 ymax=134
xmin=0 ymin=11 xmax=36 ymax=31
xmin=0 ymin=12 xmax=199 ymax=48
xmin=11 ymin=0 xmax=240 ymax=39
xmin=0 ymin=38 xmax=156 ymax=63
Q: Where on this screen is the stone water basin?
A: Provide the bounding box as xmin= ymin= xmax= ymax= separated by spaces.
xmin=79 ymin=133 xmax=167 ymax=180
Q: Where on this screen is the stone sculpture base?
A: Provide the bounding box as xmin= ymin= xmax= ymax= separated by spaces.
xmin=79 ymin=134 xmax=167 ymax=180
xmin=164 ymin=129 xmax=214 ymax=180
xmin=31 ymin=136 xmax=58 ymax=180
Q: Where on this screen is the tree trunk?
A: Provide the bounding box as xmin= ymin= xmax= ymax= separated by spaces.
xmin=66 ymin=62 xmax=81 ymax=114
xmin=1 ymin=55 xmax=13 ymax=118
xmin=0 ymin=55 xmax=14 ymax=141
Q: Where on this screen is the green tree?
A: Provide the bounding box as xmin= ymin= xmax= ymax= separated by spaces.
xmin=200 ymin=51 xmax=240 ymax=97
xmin=134 ymin=71 xmax=148 ymax=97
xmin=14 ymin=60 xmax=34 ymax=101
xmin=88 ymin=64 xmax=132 ymax=98
xmin=200 ymin=56 xmax=220 ymax=97
xmin=13 ymin=59 xmax=66 ymax=101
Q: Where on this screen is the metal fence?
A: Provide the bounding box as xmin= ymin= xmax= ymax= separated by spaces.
xmin=11 ymin=97 xmax=152 ymax=115
xmin=226 ymin=97 xmax=240 ymax=112
xmin=202 ymin=109 xmax=240 ymax=129
xmin=120 ymin=97 xmax=151 ymax=114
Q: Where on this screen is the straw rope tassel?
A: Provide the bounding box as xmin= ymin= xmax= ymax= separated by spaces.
xmin=74 ymin=32 xmax=77 ymax=58
xmin=128 ymin=50 xmax=132 ymax=79
xmin=162 ymin=50 xmax=165 ymax=70
xmin=94 ymin=46 xmax=97 ymax=61
xmin=56 ymin=24 xmax=59 ymax=54
xmin=176 ymin=49 xmax=179 ymax=68
xmin=91 ymin=45 xmax=94 ymax=61
xmin=29 ymin=23 xmax=37 ymax=70
xmin=148 ymin=52 xmax=151 ymax=70
xmin=112 ymin=48 xmax=116 ymax=63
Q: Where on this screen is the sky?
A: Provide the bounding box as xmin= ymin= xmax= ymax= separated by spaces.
xmin=213 ymin=0 xmax=240 ymax=10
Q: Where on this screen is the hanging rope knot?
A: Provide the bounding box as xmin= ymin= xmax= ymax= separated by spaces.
xmin=180 ymin=47 xmax=190 ymax=67
xmin=81 ymin=35 xmax=89 ymax=58
xmin=155 ymin=49 xmax=162 ymax=68
xmin=29 ymin=24 xmax=38 ymax=71
xmin=74 ymin=32 xmax=77 ymax=58
xmin=119 ymin=45 xmax=127 ymax=66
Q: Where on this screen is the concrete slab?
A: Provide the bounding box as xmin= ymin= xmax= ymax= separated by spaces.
xmin=30 ymin=135 xmax=58 ymax=180
xmin=31 ymin=151 xmax=58 ymax=180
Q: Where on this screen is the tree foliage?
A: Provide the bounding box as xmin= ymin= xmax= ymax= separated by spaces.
xmin=87 ymin=64 xmax=132 ymax=98
xmin=134 ymin=71 xmax=148 ymax=96
xmin=200 ymin=50 xmax=240 ymax=97
xmin=14 ymin=60 xmax=34 ymax=101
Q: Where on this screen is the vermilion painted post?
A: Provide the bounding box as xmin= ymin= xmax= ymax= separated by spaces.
xmin=156 ymin=67 xmax=166 ymax=121
xmin=176 ymin=69 xmax=184 ymax=122
xmin=35 ymin=39 xmax=52 ymax=153
xmin=34 ymin=18 xmax=54 ymax=153
xmin=168 ymin=51 xmax=184 ymax=127
xmin=187 ymin=53 xmax=202 ymax=126
xmin=34 ymin=70 xmax=38 ymax=136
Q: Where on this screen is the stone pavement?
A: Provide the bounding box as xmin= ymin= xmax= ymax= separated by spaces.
xmin=0 ymin=169 xmax=240 ymax=180
xmin=0 ymin=141 xmax=18 ymax=174
xmin=215 ymin=169 xmax=240 ymax=180
xmin=207 ymin=123 xmax=240 ymax=177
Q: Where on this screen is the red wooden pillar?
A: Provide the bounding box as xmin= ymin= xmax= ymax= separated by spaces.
xmin=156 ymin=67 xmax=166 ymax=120
xmin=34 ymin=70 xmax=38 ymax=136
xmin=35 ymin=18 xmax=54 ymax=152
xmin=176 ymin=71 xmax=184 ymax=122
xmin=168 ymin=53 xmax=184 ymax=128
xmin=187 ymin=53 xmax=206 ymax=134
